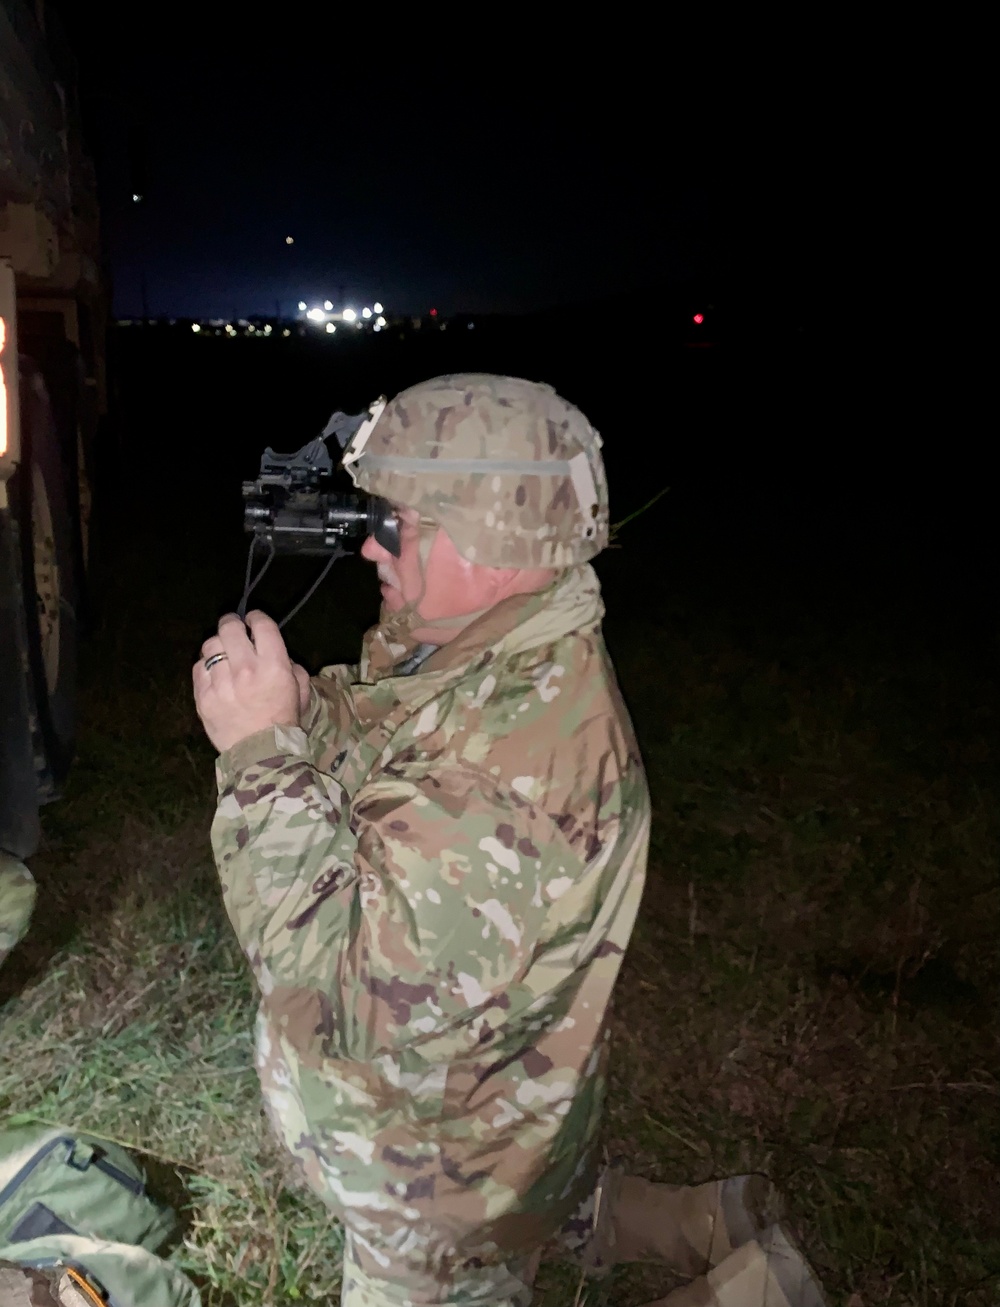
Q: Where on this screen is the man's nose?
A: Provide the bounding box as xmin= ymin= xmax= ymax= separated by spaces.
xmin=361 ymin=535 xmax=387 ymax=563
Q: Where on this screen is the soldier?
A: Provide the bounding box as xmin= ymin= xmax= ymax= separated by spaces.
xmin=193 ymin=375 xmax=825 ymax=1306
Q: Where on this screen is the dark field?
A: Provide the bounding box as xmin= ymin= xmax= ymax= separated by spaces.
xmin=1 ymin=322 xmax=997 ymax=1305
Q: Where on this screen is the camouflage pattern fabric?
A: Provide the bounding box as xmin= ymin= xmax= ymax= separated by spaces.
xmin=0 ymin=854 xmax=36 ymax=969
xmin=211 ymin=563 xmax=650 ymax=1301
xmin=344 ymin=374 xmax=610 ymax=569
xmin=338 ymin=1230 xmax=538 ymax=1307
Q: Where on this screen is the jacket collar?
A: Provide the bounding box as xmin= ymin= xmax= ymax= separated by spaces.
xmin=358 ymin=564 xmax=604 ymax=690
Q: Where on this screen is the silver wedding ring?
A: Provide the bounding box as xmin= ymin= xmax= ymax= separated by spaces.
xmin=203 ymin=652 xmax=229 ymax=671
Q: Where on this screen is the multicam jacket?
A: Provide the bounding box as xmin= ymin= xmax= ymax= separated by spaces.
xmin=211 ymin=565 xmax=650 ymax=1259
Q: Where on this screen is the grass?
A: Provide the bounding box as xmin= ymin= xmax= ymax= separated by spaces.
xmin=2 ymin=514 xmax=999 ymax=1307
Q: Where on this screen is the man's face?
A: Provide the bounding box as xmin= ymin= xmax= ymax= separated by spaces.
xmin=360 ymin=507 xmax=497 ymax=639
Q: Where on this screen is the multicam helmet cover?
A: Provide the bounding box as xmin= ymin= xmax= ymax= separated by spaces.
xmin=342 ymin=374 xmax=609 ymax=569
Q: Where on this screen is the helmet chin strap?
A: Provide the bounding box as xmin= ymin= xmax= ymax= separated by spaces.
xmin=374 ymin=519 xmax=493 ymax=661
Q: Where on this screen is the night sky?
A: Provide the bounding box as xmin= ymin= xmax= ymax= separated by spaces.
xmin=55 ymin=8 xmax=786 ymax=321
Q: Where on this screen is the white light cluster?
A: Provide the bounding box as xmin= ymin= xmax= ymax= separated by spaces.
xmin=185 ymin=299 xmax=392 ymax=335
xmin=294 ymin=299 xmax=386 ymax=326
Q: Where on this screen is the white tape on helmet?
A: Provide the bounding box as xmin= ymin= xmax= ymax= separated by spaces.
xmin=342 ymin=397 xmax=387 ymax=468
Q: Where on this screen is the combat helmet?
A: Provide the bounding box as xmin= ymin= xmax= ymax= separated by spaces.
xmin=341 ymin=374 xmax=609 ymax=569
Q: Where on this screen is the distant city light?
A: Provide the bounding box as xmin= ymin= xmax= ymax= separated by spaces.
xmin=693 ymin=313 xmax=704 ymax=324
xmin=191 ymin=323 xmax=201 ymax=333
xmin=132 ymin=193 xmax=142 ymax=203
xmin=429 ymin=308 xmax=438 ymax=317
xmin=285 ymin=236 xmax=294 ymax=245
xmin=373 ymin=324 xmax=382 ymax=333
xmin=282 ymin=328 xmax=291 ymax=337
xmin=342 ymin=307 xmax=357 ymax=323
xmin=297 ymin=301 xmax=307 ymax=311
xmin=373 ymin=302 xmax=384 ymax=314
xmin=375 ymin=316 xmax=386 ymax=328
xmin=324 ymin=300 xmax=333 ymax=311
xmin=306 ymin=308 xmax=325 ymax=322
xmin=362 ymin=307 xmax=372 ymax=319
xmin=325 ymin=322 xmax=336 ymax=334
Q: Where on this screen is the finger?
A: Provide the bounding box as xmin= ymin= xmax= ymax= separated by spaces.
xmin=216 ymin=612 xmax=256 ymax=669
xmin=200 ymin=635 xmax=225 ymax=661
xmin=192 ymin=662 xmax=217 ymax=727
xmin=243 ymin=610 xmax=290 ymax=665
xmin=192 ymin=658 xmax=214 ymax=701
xmin=193 ymin=651 xmax=226 ymax=683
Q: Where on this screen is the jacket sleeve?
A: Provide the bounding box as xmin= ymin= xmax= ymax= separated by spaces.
xmin=297 ymin=665 xmax=358 ymax=770
xmin=211 ymin=726 xmax=559 ymax=1064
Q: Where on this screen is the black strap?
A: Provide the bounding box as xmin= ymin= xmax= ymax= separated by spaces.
xmin=236 ymin=535 xmax=275 ymax=621
xmin=236 ymin=536 xmax=346 ymax=631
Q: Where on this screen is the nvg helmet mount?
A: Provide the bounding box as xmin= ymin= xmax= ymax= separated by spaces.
xmin=238 ymin=398 xmax=399 ymax=626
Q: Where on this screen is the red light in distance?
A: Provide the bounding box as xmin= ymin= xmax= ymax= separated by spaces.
xmin=429 ymin=308 xmax=438 ymax=317
xmin=693 ymin=313 xmax=704 ymax=325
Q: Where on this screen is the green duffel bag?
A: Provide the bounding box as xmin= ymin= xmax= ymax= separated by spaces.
xmin=0 ymin=1127 xmax=177 ymax=1250
xmin=0 ymin=1126 xmax=200 ymax=1306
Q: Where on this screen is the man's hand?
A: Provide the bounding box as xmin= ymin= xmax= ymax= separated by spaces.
xmin=193 ymin=611 xmax=306 ymax=754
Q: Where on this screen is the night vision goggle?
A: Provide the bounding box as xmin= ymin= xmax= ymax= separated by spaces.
xmin=238 ymin=399 xmax=399 ymax=626
xmin=242 ymin=399 xmax=399 ymax=558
